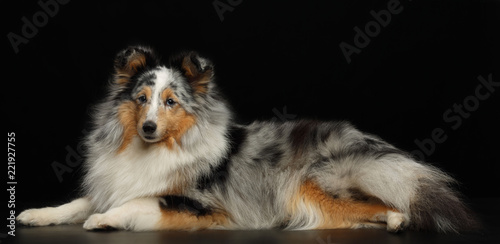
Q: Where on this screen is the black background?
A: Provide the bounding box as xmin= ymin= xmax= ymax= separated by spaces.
xmin=3 ymin=0 xmax=499 ymax=230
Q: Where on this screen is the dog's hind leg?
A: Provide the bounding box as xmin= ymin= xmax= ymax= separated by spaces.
xmin=17 ymin=198 xmax=92 ymax=226
xmin=287 ymin=180 xmax=409 ymax=232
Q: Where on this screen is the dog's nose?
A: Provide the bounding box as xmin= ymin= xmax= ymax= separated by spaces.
xmin=142 ymin=121 xmax=157 ymax=134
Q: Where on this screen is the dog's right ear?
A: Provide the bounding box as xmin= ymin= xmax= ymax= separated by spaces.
xmin=113 ymin=46 xmax=159 ymax=85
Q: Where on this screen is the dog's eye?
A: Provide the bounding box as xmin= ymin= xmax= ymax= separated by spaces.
xmin=137 ymin=95 xmax=147 ymax=103
xmin=166 ymin=98 xmax=176 ymax=106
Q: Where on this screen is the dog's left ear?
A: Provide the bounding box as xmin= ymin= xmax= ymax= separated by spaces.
xmin=171 ymin=52 xmax=214 ymax=94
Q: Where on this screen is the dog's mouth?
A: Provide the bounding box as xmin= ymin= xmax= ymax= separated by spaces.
xmin=139 ymin=134 xmax=161 ymax=143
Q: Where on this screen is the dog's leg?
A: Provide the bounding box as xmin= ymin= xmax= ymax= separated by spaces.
xmin=17 ymin=198 xmax=92 ymax=226
xmin=83 ymin=197 xmax=229 ymax=231
xmin=334 ymin=202 xmax=409 ymax=232
xmin=289 ymin=180 xmax=409 ymax=232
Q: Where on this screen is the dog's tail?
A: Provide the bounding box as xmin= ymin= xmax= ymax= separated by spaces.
xmin=405 ymin=164 xmax=480 ymax=233
xmin=355 ymin=155 xmax=481 ymax=233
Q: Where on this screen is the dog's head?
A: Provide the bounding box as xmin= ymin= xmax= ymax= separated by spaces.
xmin=112 ymin=46 xmax=215 ymax=150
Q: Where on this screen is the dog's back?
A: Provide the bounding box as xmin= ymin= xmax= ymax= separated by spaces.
xmin=188 ymin=120 xmax=479 ymax=232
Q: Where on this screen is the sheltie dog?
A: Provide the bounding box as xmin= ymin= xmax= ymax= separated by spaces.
xmin=18 ymin=46 xmax=479 ymax=233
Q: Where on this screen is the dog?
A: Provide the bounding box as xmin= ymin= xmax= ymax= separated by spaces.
xmin=17 ymin=46 xmax=479 ymax=233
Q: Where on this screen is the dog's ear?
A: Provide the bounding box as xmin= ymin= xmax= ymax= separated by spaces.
xmin=171 ymin=52 xmax=214 ymax=94
xmin=114 ymin=46 xmax=158 ymax=85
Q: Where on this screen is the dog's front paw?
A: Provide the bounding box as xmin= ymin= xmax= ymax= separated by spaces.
xmin=83 ymin=214 xmax=118 ymax=230
xmin=17 ymin=208 xmax=58 ymax=226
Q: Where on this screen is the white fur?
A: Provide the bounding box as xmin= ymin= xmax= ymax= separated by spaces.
xmin=84 ymin=133 xmax=226 ymax=212
xmin=285 ymin=197 xmax=322 ymax=230
xmin=17 ymin=198 xmax=91 ymax=226
xmin=386 ymin=211 xmax=409 ymax=232
xmin=83 ymin=198 xmax=162 ymax=231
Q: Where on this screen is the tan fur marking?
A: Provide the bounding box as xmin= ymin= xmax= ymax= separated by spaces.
xmin=158 ymin=210 xmax=229 ymax=230
xmin=115 ymin=53 xmax=146 ymax=85
xmin=138 ymin=86 xmax=152 ymax=100
xmin=134 ymin=87 xmax=153 ymax=139
xmin=181 ymin=56 xmax=196 ymax=78
xmin=117 ymin=87 xmax=152 ymax=153
xmin=289 ymin=180 xmax=397 ymax=229
xmin=161 ymin=88 xmax=175 ymax=102
xmin=157 ymin=88 xmax=197 ymax=149
xmin=117 ymin=101 xmax=139 ymax=153
xmin=116 ymin=75 xmax=131 ymax=85
xmin=129 ymin=54 xmax=146 ymax=72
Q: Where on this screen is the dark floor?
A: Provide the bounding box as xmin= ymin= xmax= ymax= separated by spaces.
xmin=7 ymin=198 xmax=500 ymax=244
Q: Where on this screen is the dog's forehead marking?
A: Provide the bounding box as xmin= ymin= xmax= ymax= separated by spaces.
xmin=144 ymin=67 xmax=178 ymax=122
xmin=152 ymin=67 xmax=175 ymax=93
xmin=135 ymin=67 xmax=175 ymax=94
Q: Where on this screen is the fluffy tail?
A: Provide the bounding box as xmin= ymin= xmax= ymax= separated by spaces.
xmin=407 ymin=169 xmax=480 ymax=233
xmin=360 ymin=157 xmax=481 ymax=233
